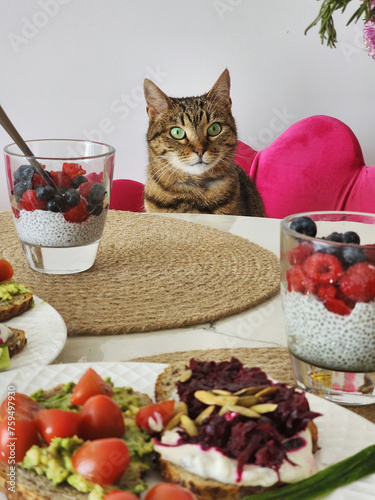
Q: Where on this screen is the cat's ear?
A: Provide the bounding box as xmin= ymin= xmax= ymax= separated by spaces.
xmin=207 ymin=69 xmax=232 ymax=108
xmin=144 ymin=79 xmax=171 ymax=119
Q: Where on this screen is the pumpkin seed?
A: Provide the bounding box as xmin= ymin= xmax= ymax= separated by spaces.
xmin=162 ymin=412 xmax=183 ymax=432
xmin=179 ymin=369 xmax=193 ymax=383
xmin=212 ymin=389 xmax=233 ymax=396
xmin=194 ymin=390 xmax=238 ymax=406
xmin=234 ymin=386 xmax=265 ymax=396
xmin=174 ymin=401 xmax=188 ymax=416
xmin=226 ymin=405 xmax=260 ymax=418
xmin=255 ymin=386 xmax=280 ymax=398
xmin=237 ymin=395 xmax=259 ymax=407
xmin=195 ymin=405 xmax=215 ymax=425
xmin=180 ymin=415 xmax=198 ymax=437
xmin=249 ymin=403 xmax=278 ymax=414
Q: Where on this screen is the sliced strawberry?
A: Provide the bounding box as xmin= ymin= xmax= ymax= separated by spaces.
xmin=287 ymin=242 xmax=315 ymax=266
xmin=63 ymin=198 xmax=88 ymax=223
xmin=286 ymin=265 xmax=316 ymax=294
xmin=338 ymin=262 xmax=375 ymax=302
xmin=323 ymin=297 xmax=352 ymax=316
xmin=62 ymin=162 xmax=87 ymax=179
xmin=21 ymin=190 xmax=47 ymax=211
xmin=303 ymin=253 xmax=343 ymax=285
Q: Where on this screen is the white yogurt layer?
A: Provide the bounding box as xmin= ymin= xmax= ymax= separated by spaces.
xmin=154 ymin=428 xmax=315 ymax=487
xmin=13 ymin=208 xmax=108 ymax=247
xmin=282 ymin=287 xmax=375 ymax=372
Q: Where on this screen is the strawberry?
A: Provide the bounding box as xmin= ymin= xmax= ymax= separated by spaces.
xmin=287 ymin=242 xmax=314 ymax=265
xmin=21 ymin=190 xmax=47 ymax=211
xmin=62 ymin=162 xmax=86 ymax=179
xmin=286 ymin=265 xmax=316 ymax=294
xmin=322 ymin=297 xmax=352 ymax=316
xmin=63 ymin=198 xmax=88 ymax=223
xmin=338 ymin=262 xmax=375 ymax=302
xmin=303 ymin=253 xmax=343 ymax=285
xmin=50 ymin=171 xmax=72 ymax=189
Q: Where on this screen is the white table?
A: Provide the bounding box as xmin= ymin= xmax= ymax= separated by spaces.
xmin=54 ymin=213 xmax=285 ymax=364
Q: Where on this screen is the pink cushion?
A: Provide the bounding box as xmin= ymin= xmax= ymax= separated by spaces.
xmin=110 ymin=115 xmax=375 ymax=218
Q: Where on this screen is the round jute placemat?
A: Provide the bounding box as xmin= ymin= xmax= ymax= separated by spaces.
xmin=131 ymin=347 xmax=375 ymax=424
xmin=0 ymin=210 xmax=280 ymax=336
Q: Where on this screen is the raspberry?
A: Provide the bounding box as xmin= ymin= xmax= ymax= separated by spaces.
xmin=317 ymin=284 xmax=337 ymax=301
xmin=286 ymin=265 xmax=316 ymax=294
xmin=50 ymin=171 xmax=72 ymax=189
xmin=323 ymin=297 xmax=352 ymax=316
xmin=63 ymin=198 xmax=88 ymax=223
xmin=288 ymin=242 xmax=314 ymax=265
xmin=32 ymin=173 xmax=47 ymax=187
xmin=62 ymin=162 xmax=86 ymax=179
xmin=303 ymin=253 xmax=343 ymax=285
xmin=21 ymin=189 xmax=47 ymax=211
xmin=338 ymin=262 xmax=375 ymax=302
xmin=78 ymin=181 xmax=96 ymax=199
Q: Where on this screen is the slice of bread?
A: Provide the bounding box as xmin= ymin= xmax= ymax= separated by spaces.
xmin=154 ymin=360 xmax=319 ymax=500
xmin=7 ymin=327 xmax=27 ymax=357
xmin=0 ymin=292 xmax=33 ymax=322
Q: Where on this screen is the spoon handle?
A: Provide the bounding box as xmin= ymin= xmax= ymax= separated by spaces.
xmin=0 ymin=105 xmax=60 ymax=193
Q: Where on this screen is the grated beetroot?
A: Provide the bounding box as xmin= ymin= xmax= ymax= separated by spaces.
xmin=175 ymin=358 xmax=320 ymax=480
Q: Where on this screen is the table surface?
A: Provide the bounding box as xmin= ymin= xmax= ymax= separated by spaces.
xmin=54 ymin=213 xmax=284 ymax=364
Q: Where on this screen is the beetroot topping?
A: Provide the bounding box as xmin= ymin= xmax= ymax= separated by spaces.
xmin=174 ymin=358 xmax=320 ymax=478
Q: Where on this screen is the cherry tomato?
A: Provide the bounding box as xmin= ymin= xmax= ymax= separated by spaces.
xmin=0 ymin=259 xmax=14 ymax=281
xmin=0 ymin=393 xmax=45 ymax=420
xmin=70 ymin=368 xmax=114 ymax=406
xmin=135 ymin=400 xmax=175 ymax=434
xmin=35 ymin=408 xmax=81 ymax=444
xmin=145 ymin=483 xmax=198 ymax=500
xmin=72 ymin=438 xmax=130 ymax=486
xmin=104 ymin=491 xmax=139 ymax=500
xmin=0 ymin=417 xmax=39 ymax=463
xmin=79 ymin=394 xmax=125 ymax=441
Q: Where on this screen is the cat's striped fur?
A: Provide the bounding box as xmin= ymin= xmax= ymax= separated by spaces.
xmin=143 ymin=69 xmax=265 ymax=216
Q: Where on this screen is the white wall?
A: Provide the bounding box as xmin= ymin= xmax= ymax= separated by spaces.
xmin=1 ymin=0 xmax=374 ymax=212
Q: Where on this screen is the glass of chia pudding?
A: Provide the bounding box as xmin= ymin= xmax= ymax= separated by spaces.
xmin=4 ymin=139 xmax=115 ymax=274
xmin=280 ymin=211 xmax=375 ymax=406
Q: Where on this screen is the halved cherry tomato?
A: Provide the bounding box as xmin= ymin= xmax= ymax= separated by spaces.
xmin=145 ymin=483 xmax=198 ymax=500
xmin=72 ymin=438 xmax=130 ymax=486
xmin=0 ymin=393 xmax=45 ymax=421
xmin=0 ymin=259 xmax=14 ymax=281
xmin=0 ymin=417 xmax=39 ymax=463
xmin=79 ymin=394 xmax=125 ymax=441
xmin=70 ymin=368 xmax=114 ymax=406
xmin=135 ymin=400 xmax=175 ymax=434
xmin=104 ymin=491 xmax=139 ymax=500
xmin=35 ymin=408 xmax=81 ymax=444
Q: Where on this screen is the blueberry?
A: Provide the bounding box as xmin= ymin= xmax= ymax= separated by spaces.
xmin=36 ymin=185 xmax=54 ymax=201
xmin=12 ymin=180 xmax=32 ymax=201
xmin=342 ymin=231 xmax=360 ymax=245
xmin=13 ymin=165 xmax=34 ymax=183
xmin=64 ymin=188 xmax=81 ymax=207
xmin=290 ymin=216 xmax=317 ymax=237
xmin=47 ymin=196 xmax=66 ymax=213
xmin=341 ymin=246 xmax=366 ymax=268
xmin=325 ymin=232 xmax=343 ymax=243
xmin=72 ymin=175 xmax=88 ymax=189
xmin=88 ymin=183 xmax=107 ymax=204
xmin=88 ymin=202 xmax=103 ymax=216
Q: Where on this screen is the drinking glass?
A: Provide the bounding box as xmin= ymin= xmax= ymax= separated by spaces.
xmin=4 ymin=139 xmax=115 ymax=274
xmin=280 ymin=211 xmax=375 ymax=405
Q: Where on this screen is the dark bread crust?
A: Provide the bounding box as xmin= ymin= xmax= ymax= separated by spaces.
xmin=7 ymin=328 xmax=27 ymax=357
xmin=154 ymin=361 xmax=187 ymax=402
xmin=0 ymin=292 xmax=33 ymax=322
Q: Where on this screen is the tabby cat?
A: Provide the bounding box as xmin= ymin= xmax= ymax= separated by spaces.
xmin=143 ymin=69 xmax=265 ymax=216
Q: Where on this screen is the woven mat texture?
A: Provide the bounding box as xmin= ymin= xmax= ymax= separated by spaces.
xmin=0 ymin=211 xmax=280 ymax=336
xmin=132 ymin=347 xmax=375 ymax=424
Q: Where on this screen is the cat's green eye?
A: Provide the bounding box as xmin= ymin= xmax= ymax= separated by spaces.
xmin=207 ymin=123 xmax=222 ymax=137
xmin=170 ymin=127 xmax=186 ymax=140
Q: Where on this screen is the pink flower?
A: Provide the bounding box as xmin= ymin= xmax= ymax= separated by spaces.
xmin=363 ymin=19 xmax=375 ymax=59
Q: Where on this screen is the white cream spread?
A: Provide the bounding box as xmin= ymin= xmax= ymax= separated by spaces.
xmin=0 ymin=324 xmax=14 ymax=345
xmin=154 ymin=427 xmax=316 ymax=487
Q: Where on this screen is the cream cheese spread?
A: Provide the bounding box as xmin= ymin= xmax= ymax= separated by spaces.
xmin=154 ymin=428 xmax=315 ymax=487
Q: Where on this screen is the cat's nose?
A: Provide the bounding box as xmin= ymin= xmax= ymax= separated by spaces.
xmin=195 ymin=148 xmax=205 ymax=158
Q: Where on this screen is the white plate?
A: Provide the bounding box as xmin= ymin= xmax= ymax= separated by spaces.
xmin=0 ymin=296 xmax=67 ymax=371
xmin=1 ymin=362 xmax=375 ymax=499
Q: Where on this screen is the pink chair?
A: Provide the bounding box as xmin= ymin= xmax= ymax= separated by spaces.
xmin=110 ymin=115 xmax=375 ymax=218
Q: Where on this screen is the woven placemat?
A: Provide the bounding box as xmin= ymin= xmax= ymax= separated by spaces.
xmin=0 ymin=210 xmax=280 ymax=336
xmin=131 ymin=347 xmax=375 ymax=424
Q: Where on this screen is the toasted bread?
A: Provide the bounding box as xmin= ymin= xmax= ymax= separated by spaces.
xmin=154 ymin=359 xmax=319 ymax=500
xmin=0 ymin=292 xmax=33 ymax=322
xmin=6 ymin=327 xmax=27 ymax=357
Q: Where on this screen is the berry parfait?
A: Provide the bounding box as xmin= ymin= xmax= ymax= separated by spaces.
xmin=280 ymin=211 xmax=375 ymax=405
xmin=4 ymin=139 xmax=115 ymax=274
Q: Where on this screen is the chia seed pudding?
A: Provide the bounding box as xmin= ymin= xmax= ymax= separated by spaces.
xmin=282 ymin=286 xmax=375 ymax=372
xmin=13 ymin=208 xmax=108 ymax=247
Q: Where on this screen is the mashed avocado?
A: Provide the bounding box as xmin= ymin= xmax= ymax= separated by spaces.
xmin=0 ymin=280 xmax=31 ymax=302
xmin=25 ymin=381 xmax=154 ymax=497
